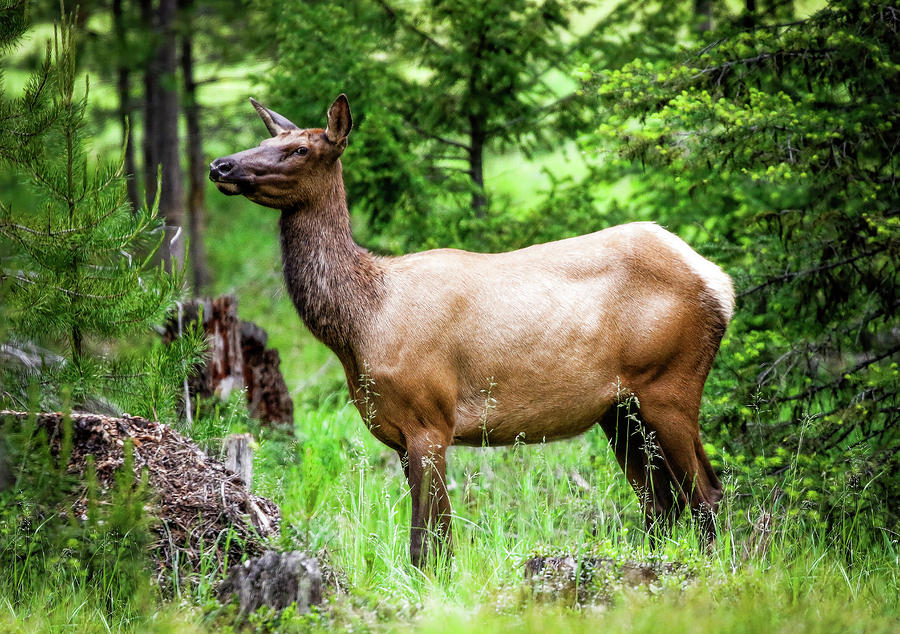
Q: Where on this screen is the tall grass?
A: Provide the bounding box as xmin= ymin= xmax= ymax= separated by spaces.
xmin=200 ymin=173 xmax=898 ymax=631
xmin=2 ymin=390 xmax=897 ymax=633
xmin=236 ymin=395 xmax=899 ymax=632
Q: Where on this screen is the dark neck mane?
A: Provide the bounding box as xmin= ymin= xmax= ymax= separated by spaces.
xmin=278 ymin=167 xmax=383 ymax=357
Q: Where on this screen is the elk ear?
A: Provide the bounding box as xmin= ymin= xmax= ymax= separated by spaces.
xmin=250 ymin=97 xmax=299 ymax=136
xmin=325 ymin=94 xmax=352 ymax=146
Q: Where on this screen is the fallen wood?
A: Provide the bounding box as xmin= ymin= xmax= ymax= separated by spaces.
xmin=225 ymin=432 xmax=254 ymax=487
xmin=240 ymin=320 xmax=294 ymax=427
xmin=0 ymin=410 xmax=280 ymax=586
xmin=218 ymin=550 xmax=323 ymax=615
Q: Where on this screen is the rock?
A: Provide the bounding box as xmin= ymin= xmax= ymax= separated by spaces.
xmin=218 ymin=551 xmax=323 ymax=615
xmin=524 ymin=554 xmax=674 ymax=604
xmin=524 ymin=555 xmax=611 ymax=604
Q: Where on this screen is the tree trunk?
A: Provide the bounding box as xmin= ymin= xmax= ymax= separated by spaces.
xmin=240 ymin=321 xmax=294 ymax=426
xmin=112 ymin=0 xmax=140 ymax=214
xmin=180 ymin=4 xmax=211 ymax=291
xmin=695 ymin=0 xmax=713 ymax=32
xmin=140 ymin=0 xmax=158 ymax=209
xmin=741 ymin=0 xmax=757 ymax=28
xmin=218 ymin=551 xmax=323 ymax=616
xmin=468 ymin=113 xmax=487 ymax=218
xmin=142 ymin=0 xmax=184 ymax=269
xmin=156 ymin=0 xmax=185 ymax=268
xmin=225 ymin=433 xmax=254 ymax=486
xmin=163 ymin=295 xmax=295 ymax=430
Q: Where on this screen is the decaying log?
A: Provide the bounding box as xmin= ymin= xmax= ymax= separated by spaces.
xmin=218 ymin=550 xmax=323 ymax=615
xmin=166 ymin=296 xmax=243 ymax=400
xmin=240 ymin=321 xmax=294 ymax=427
xmin=164 ymin=295 xmax=294 ymax=429
xmin=0 ymin=410 xmax=280 ymax=585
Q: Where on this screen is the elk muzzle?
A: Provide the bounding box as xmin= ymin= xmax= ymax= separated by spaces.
xmin=209 ymin=156 xmax=249 ymax=195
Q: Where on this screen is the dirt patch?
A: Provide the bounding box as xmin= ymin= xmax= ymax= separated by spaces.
xmin=0 ymin=410 xmax=280 ymax=585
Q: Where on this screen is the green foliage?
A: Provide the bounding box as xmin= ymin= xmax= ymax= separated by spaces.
xmin=0 ymin=413 xmax=154 ymax=623
xmin=2 ymin=0 xmax=899 ymax=630
xmin=0 ymin=5 xmax=203 ymax=419
xmin=255 ymin=0 xmax=597 ymax=251
xmin=0 ymin=6 xmax=205 ymax=630
xmin=215 ymin=397 xmax=900 ymax=632
xmin=584 ymin=0 xmax=899 ymax=528
xmin=253 ymin=0 xmax=432 ymax=248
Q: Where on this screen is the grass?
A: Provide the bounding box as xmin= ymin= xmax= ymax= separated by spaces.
xmin=3 ymin=392 xmax=898 ymax=633
xmin=2 ymin=8 xmax=896 ymax=626
xmin=179 ymin=125 xmax=900 ymax=631
xmin=234 ymin=397 xmax=900 ymax=633
xmin=2 ymin=127 xmax=896 ymax=634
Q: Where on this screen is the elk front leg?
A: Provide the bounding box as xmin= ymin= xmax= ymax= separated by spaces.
xmin=406 ymin=433 xmax=452 ymax=569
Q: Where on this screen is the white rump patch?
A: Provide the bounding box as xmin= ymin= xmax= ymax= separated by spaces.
xmin=643 ymin=222 xmax=735 ymax=321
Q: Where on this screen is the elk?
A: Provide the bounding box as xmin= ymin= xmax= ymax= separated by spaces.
xmin=210 ymin=95 xmax=734 ymax=568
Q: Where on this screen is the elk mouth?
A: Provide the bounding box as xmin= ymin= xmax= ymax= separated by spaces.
xmin=210 ymin=178 xmax=243 ymax=196
xmin=209 ymin=171 xmax=257 ymax=196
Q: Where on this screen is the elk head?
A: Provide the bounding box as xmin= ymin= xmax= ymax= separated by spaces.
xmin=209 ymin=95 xmax=353 ymax=209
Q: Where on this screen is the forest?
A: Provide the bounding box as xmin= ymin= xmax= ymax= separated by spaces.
xmin=0 ymin=0 xmax=898 ymax=631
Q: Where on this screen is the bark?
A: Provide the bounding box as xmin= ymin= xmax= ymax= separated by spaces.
xmin=468 ymin=113 xmax=487 ymax=217
xmin=466 ymin=31 xmax=488 ymax=218
xmin=695 ymin=0 xmax=713 ymax=32
xmin=163 ymin=295 xmax=295 ymax=429
xmin=180 ymin=0 xmax=211 ymax=291
xmin=225 ymin=433 xmax=254 ymax=487
xmin=155 ymin=0 xmax=185 ymax=268
xmin=218 ymin=551 xmax=323 ymax=616
xmin=142 ymin=0 xmax=185 ymax=269
xmin=240 ymin=321 xmax=294 ymax=427
xmin=165 ymin=296 xmax=244 ymax=402
xmin=112 ymin=0 xmax=140 ymax=214
xmin=741 ymin=0 xmax=758 ymax=28
xmin=140 ymin=0 xmax=159 ymax=209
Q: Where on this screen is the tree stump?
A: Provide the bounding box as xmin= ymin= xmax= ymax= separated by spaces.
xmin=164 ymin=295 xmax=294 ymax=430
xmin=225 ymin=433 xmax=254 ymax=487
xmin=240 ymin=321 xmax=294 ymax=427
xmin=218 ymin=551 xmax=323 ymax=615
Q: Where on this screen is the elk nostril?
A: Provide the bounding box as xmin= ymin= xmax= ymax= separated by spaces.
xmin=210 ymin=158 xmax=236 ymax=179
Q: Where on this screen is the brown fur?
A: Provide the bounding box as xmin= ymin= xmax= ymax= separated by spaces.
xmin=210 ymin=95 xmax=734 ymax=567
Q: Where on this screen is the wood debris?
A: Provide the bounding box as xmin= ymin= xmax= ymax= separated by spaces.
xmin=0 ymin=410 xmax=280 ymax=587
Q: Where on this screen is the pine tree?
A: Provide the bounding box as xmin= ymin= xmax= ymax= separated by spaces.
xmin=0 ymin=3 xmax=202 ymax=419
xmin=588 ymin=0 xmax=900 ymax=529
xmin=259 ymin=0 xmax=597 ymax=249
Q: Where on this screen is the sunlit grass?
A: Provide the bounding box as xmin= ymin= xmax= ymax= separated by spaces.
xmin=232 ymin=395 xmax=900 ymax=632
xmin=2 ymin=391 xmax=897 ymax=632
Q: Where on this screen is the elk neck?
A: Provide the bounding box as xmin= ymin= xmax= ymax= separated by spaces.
xmin=278 ymin=165 xmax=384 ymax=357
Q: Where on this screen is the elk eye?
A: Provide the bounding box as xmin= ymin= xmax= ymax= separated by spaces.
xmin=293 ymin=147 xmax=308 ymax=156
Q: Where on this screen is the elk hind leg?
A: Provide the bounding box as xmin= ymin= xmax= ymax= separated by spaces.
xmin=636 ymin=398 xmax=723 ymax=547
xmin=598 ymin=404 xmax=685 ymax=544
